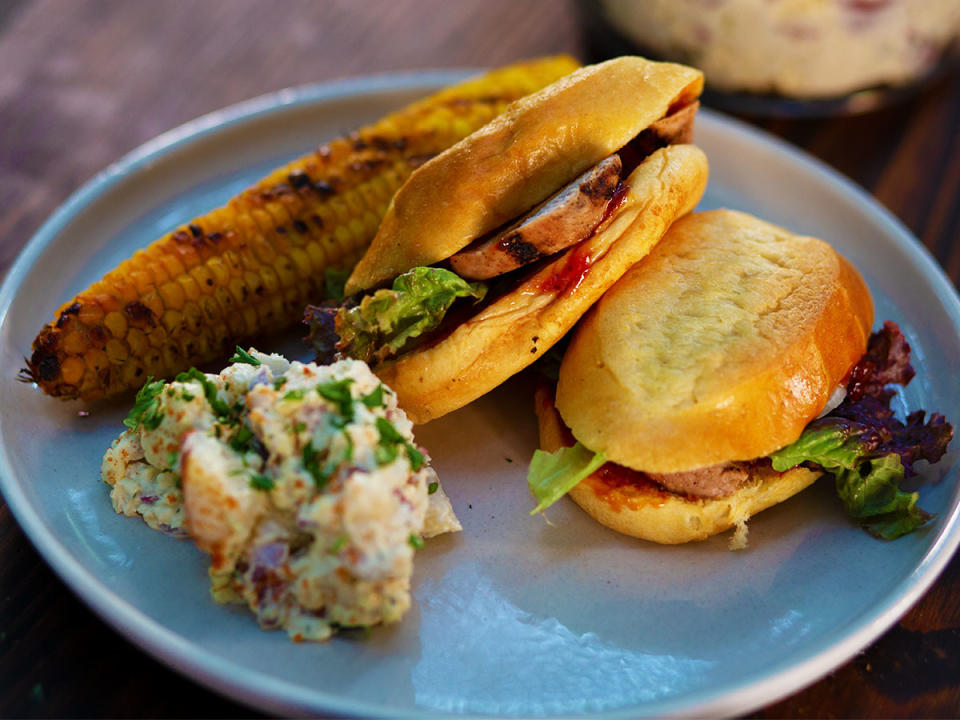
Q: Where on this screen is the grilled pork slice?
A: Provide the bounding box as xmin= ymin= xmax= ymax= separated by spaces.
xmin=449 ymin=155 xmax=622 ymax=280
xmin=449 ymin=100 xmax=699 ymax=282
xmin=646 ymin=462 xmax=752 ymax=499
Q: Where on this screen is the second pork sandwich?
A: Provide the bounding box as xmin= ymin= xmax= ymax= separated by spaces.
xmin=530 ymin=210 xmax=953 ymax=546
xmin=306 ymin=56 xmax=708 ymax=424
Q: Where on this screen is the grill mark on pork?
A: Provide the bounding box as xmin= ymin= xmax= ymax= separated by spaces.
xmin=619 ymin=100 xmax=699 ymax=173
xmin=502 ymin=234 xmax=540 ymax=264
xmin=449 ymin=154 xmax=622 ymax=280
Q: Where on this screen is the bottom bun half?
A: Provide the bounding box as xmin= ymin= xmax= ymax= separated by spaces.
xmin=534 ymin=385 xmax=821 ymax=546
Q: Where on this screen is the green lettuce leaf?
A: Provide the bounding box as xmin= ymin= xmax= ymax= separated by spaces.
xmin=528 ymin=442 xmax=607 ymax=515
xmin=770 ymin=420 xmax=932 ymax=539
xmin=335 ymin=267 xmax=487 ymax=364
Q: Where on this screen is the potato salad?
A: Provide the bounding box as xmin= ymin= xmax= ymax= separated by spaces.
xmin=102 ymin=349 xmax=460 ymax=641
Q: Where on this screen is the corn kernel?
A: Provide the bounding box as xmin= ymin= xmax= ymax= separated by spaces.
xmin=162 ymin=309 xmax=184 ymax=334
xmin=106 ymin=339 xmax=129 ymax=363
xmin=127 ymin=328 xmax=149 ymax=356
xmin=158 ymin=253 xmax=186 ymax=279
xmin=104 ymin=311 xmax=128 ymax=339
xmin=60 ymin=356 xmax=85 ymax=386
xmin=159 ymin=281 xmax=186 ymax=311
xmin=62 ymin=330 xmax=87 ymax=355
xmin=189 ymin=264 xmax=215 ymax=295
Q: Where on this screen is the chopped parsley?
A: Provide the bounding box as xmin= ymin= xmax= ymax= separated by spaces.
xmin=376 ymin=417 xmax=404 ymax=444
xmin=229 ymin=424 xmax=255 ymax=454
xmin=375 ymin=417 xmax=424 ymax=470
xmin=375 ymin=443 xmax=399 ymax=465
xmin=174 ymin=367 xmax=233 ymax=419
xmin=249 ymin=473 xmax=275 ymax=491
xmin=283 ymin=389 xmax=307 ymax=401
xmin=229 ymin=346 xmax=261 ymax=366
xmin=317 ymin=378 xmax=355 ymax=420
xmin=273 ymin=376 xmax=287 ymax=389
xmin=428 ymin=481 xmax=438 ymax=495
xmin=123 ymin=377 xmax=166 ymax=431
xmin=408 ymin=534 xmax=424 ymax=550
xmin=302 ymin=435 xmax=353 ymax=490
xmin=302 ymin=440 xmax=323 ymax=487
xmin=328 ymin=534 xmax=348 ymax=553
xmin=361 ymin=385 xmax=385 ymax=408
xmin=406 ymin=443 xmax=425 ymax=471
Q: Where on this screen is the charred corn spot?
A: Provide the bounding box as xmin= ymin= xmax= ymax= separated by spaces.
xmin=25 ymin=56 xmax=580 ymax=400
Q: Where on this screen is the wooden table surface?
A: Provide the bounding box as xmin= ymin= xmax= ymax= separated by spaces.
xmin=1 ymin=1 xmax=958 ymax=717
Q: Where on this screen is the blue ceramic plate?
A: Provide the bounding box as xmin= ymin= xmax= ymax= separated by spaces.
xmin=0 ymin=72 xmax=958 ymax=718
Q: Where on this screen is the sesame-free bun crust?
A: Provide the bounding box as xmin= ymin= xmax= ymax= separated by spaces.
xmin=377 ymin=145 xmax=708 ymax=424
xmin=535 ymin=385 xmax=821 ymax=545
xmin=557 ymin=209 xmax=874 ymax=473
xmin=346 ymin=56 xmax=703 ymax=294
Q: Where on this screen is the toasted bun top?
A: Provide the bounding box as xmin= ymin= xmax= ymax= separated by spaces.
xmin=376 ymin=145 xmax=708 ymax=424
xmin=345 ymin=56 xmax=704 ymax=294
xmin=556 ymin=209 xmax=874 ymax=472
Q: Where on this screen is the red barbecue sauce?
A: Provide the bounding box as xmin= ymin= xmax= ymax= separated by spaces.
xmin=533 ymin=183 xmax=629 ymax=295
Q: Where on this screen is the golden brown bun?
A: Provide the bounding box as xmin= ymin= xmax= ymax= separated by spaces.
xmin=346 ymin=56 xmax=704 ymax=294
xmin=557 ymin=209 xmax=874 ymax=473
xmin=534 ymin=385 xmax=821 ymax=545
xmin=376 ymin=145 xmax=709 ymax=424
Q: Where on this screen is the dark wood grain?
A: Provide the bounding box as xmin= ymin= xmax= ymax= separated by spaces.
xmin=0 ymin=1 xmax=957 ymax=717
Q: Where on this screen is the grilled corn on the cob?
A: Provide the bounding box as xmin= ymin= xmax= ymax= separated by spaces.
xmin=24 ymin=56 xmax=580 ymax=401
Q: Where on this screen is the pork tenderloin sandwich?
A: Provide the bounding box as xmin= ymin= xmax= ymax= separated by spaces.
xmin=529 ymin=210 xmax=953 ymax=546
xmin=305 ymin=56 xmax=709 ymax=424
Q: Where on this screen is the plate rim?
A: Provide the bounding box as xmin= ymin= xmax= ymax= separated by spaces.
xmin=1 ymin=70 xmax=958 ymax=719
